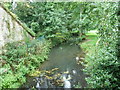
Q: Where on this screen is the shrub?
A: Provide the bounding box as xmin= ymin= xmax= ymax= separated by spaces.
xmin=0 ymin=39 xmax=51 ymax=89
xmin=83 ymin=2 xmax=120 ymax=89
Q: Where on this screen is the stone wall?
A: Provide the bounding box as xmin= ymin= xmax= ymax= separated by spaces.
xmin=0 ymin=4 xmax=35 ymax=53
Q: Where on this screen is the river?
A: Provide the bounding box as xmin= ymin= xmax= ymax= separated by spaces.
xmin=21 ymin=43 xmax=87 ymax=89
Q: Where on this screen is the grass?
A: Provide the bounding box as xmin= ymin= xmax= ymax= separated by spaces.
xmin=80 ymin=31 xmax=98 ymax=55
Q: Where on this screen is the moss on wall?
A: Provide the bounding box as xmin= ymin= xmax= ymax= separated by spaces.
xmin=0 ymin=3 xmax=37 ymax=50
xmin=6 ymin=19 xmax=10 ymax=32
xmin=0 ymin=3 xmax=36 ymax=37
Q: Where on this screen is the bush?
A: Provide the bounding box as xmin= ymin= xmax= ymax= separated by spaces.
xmin=0 ymin=40 xmax=51 ymax=89
xmin=83 ymin=2 xmax=120 ymax=89
xmin=8 ymin=2 xmax=92 ymax=45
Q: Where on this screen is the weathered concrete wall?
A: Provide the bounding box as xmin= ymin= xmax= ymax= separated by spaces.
xmin=0 ymin=5 xmax=35 ymax=53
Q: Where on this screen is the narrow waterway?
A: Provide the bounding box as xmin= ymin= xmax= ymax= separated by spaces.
xmin=21 ymin=43 xmax=87 ymax=89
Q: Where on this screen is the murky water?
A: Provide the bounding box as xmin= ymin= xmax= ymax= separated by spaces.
xmin=41 ymin=44 xmax=82 ymax=70
xmin=21 ymin=43 xmax=87 ymax=89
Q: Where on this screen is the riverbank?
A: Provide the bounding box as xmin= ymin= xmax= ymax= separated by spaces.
xmin=80 ymin=30 xmax=98 ymax=55
xmin=23 ymin=31 xmax=98 ymax=89
xmin=78 ymin=30 xmax=98 ymax=88
xmin=0 ymin=31 xmax=98 ymax=89
xmin=79 ymin=30 xmax=98 ymax=70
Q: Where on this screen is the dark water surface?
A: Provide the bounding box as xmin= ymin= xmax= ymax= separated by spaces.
xmin=21 ymin=43 xmax=87 ymax=89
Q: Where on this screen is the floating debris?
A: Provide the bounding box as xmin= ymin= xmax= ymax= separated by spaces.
xmin=29 ymin=70 xmax=41 ymax=77
xmin=63 ymin=71 xmax=69 ymax=74
xmin=51 ymin=68 xmax=59 ymax=71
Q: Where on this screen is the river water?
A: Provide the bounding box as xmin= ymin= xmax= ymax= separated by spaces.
xmin=21 ymin=43 xmax=87 ymax=89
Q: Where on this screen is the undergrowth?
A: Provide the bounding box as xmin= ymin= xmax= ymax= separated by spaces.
xmin=0 ymin=39 xmax=51 ymax=89
xmin=80 ymin=31 xmax=98 ymax=55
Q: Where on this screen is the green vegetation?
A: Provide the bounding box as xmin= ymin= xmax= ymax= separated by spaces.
xmin=0 ymin=2 xmax=120 ymax=89
xmin=8 ymin=2 xmax=93 ymax=45
xmin=80 ymin=31 xmax=98 ymax=54
xmin=1 ymin=3 xmax=35 ymax=37
xmin=0 ymin=40 xmax=51 ymax=89
xmin=82 ymin=3 xmax=120 ymax=89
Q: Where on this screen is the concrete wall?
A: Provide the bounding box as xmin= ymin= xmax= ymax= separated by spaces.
xmin=0 ymin=5 xmax=34 ymax=53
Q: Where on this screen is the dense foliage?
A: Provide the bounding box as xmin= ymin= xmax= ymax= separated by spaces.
xmin=8 ymin=2 xmax=94 ymax=45
xmin=83 ymin=2 xmax=120 ymax=89
xmin=0 ymin=40 xmax=51 ymax=89
xmin=1 ymin=2 xmax=120 ymax=89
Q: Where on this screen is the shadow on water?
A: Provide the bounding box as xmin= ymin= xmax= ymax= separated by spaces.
xmin=20 ymin=43 xmax=87 ymax=89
